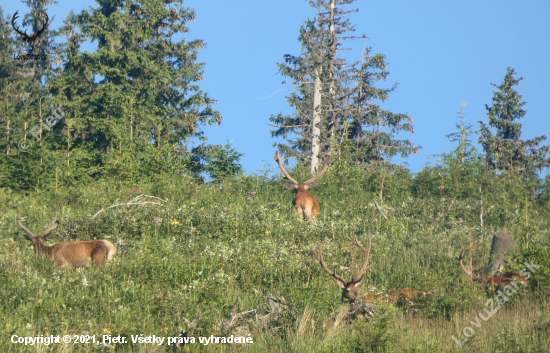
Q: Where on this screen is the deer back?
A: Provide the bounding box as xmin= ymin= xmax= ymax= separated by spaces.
xmin=50 ymin=240 xmax=117 ymax=269
xmin=483 ymin=273 xmax=528 ymax=291
xmin=18 ymin=219 xmax=117 ymax=269
xmin=293 ymin=185 xmax=320 ymax=219
xmin=363 ymin=288 xmax=432 ymax=306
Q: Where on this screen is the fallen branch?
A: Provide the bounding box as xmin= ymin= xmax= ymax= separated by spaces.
xmin=330 ymin=301 xmax=377 ymax=329
xmin=177 ymin=313 xmax=204 ymax=349
xmin=90 ymin=194 xmax=167 ymax=219
xmin=222 ymin=294 xmax=292 ymax=335
xmin=373 ymin=200 xmax=388 ymax=220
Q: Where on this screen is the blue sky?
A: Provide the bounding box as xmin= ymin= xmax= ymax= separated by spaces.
xmin=4 ymin=0 xmax=550 ymax=178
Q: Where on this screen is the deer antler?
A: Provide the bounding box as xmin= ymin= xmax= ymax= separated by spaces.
xmin=31 ymin=12 xmax=49 ymax=41
xmin=11 ymin=11 xmax=49 ymax=42
xmin=346 ymin=234 xmax=374 ymax=284
xmin=459 ymin=248 xmax=484 ymax=282
xmin=17 ymin=220 xmax=37 ymax=238
xmin=11 ymin=11 xmax=27 ymax=39
xmin=303 ymin=156 xmax=331 ymax=185
xmin=317 ymin=242 xmax=350 ymax=286
xmin=42 ymin=218 xmax=57 ymax=237
xmin=274 ymin=151 xmax=299 ymax=184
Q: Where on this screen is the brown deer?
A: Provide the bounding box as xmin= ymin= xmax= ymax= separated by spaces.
xmin=318 ymin=234 xmax=430 ymax=305
xmin=274 ymin=151 xmax=330 ymax=219
xmin=459 ymin=248 xmax=528 ymax=291
xmin=18 ymin=219 xmax=117 ymax=269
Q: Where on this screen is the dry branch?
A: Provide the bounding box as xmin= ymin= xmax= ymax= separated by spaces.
xmin=90 ymin=194 xmax=167 ymax=219
xmin=373 ymin=200 xmax=388 ymax=220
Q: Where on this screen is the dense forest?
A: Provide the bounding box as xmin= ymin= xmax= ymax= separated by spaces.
xmin=1 ymin=0 xmax=549 ymax=352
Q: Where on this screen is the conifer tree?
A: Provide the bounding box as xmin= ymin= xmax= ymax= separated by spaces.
xmin=269 ymin=0 xmax=417 ymax=171
xmin=445 ymin=103 xmax=477 ymax=165
xmin=47 ymin=0 xmax=222 ymax=182
xmin=0 ymin=2 xmax=56 ymax=189
xmin=479 ymin=67 xmax=549 ymax=175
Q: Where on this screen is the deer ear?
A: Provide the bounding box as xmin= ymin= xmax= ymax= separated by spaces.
xmin=43 ymin=233 xmax=52 ymax=241
xmin=306 ymin=182 xmax=319 ymax=189
xmin=353 ymin=274 xmax=365 ymax=287
xmin=283 ymin=183 xmax=296 ymax=189
xmin=21 ymin=233 xmax=33 ymax=241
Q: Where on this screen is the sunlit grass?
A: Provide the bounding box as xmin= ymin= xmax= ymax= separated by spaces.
xmin=1 ymin=166 xmax=549 ymax=352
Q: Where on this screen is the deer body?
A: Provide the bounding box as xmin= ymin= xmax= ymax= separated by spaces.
xmin=459 ymin=248 xmax=527 ymax=291
xmin=18 ymin=219 xmax=116 ymax=269
xmin=288 ymin=184 xmax=320 ymax=219
xmin=275 ymin=152 xmax=330 ymax=219
xmin=318 ymin=234 xmax=431 ymax=306
xmin=483 ymin=274 xmax=528 ymax=291
xmin=364 ymin=288 xmax=431 ymax=306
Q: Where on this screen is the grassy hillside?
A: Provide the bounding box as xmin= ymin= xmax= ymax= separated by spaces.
xmin=1 ymin=163 xmax=549 ymax=352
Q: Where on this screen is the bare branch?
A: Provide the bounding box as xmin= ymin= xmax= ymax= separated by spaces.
xmin=260 ymin=88 xmax=295 ymax=99
xmin=90 ymin=195 xmax=167 ymax=218
xmin=373 ymin=200 xmax=388 ymax=220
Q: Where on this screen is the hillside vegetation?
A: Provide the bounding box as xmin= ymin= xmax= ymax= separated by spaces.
xmin=1 ymin=161 xmax=549 ymax=352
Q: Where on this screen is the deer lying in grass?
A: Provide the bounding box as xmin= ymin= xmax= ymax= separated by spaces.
xmin=459 ymin=248 xmax=528 ymax=291
xmin=18 ymin=219 xmax=117 ymax=269
xmin=274 ymin=151 xmax=330 ymax=219
xmin=318 ymin=234 xmax=431 ymax=305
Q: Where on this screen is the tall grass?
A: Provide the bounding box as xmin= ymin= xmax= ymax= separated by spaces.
xmin=1 ymin=163 xmax=549 ymax=352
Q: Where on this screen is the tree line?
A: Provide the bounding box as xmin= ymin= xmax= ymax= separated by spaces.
xmin=1 ymin=0 xmax=548 ymax=192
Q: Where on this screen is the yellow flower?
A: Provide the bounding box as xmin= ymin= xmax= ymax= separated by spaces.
xmin=265 ymin=231 xmax=271 ymax=235
xmin=5 ymin=323 xmax=10 ymax=327
xmin=171 ymin=219 xmax=180 ymax=225
xmin=103 ymin=328 xmax=111 ymax=334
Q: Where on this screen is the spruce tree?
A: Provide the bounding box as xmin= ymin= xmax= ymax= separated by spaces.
xmin=0 ymin=2 xmax=56 ymax=190
xmin=269 ymin=0 xmax=417 ymax=171
xmin=479 ymin=67 xmax=549 ymax=175
xmin=46 ymin=0 xmax=222 ymax=183
xmin=445 ymin=103 xmax=477 ymax=165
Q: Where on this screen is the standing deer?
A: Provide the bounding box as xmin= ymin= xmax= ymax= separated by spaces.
xmin=459 ymin=248 xmax=528 ymax=291
xmin=274 ymin=151 xmax=330 ymax=219
xmin=318 ymin=234 xmax=431 ymax=305
xmin=18 ymin=219 xmax=117 ymax=269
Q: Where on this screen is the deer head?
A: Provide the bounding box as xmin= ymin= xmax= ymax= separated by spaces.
xmin=459 ymin=248 xmax=527 ymax=291
xmin=319 ymin=234 xmax=432 ymax=305
xmin=18 ymin=219 xmax=117 ymax=269
xmin=17 ymin=218 xmax=58 ymax=256
xmin=12 ymin=11 xmax=49 ymax=44
xmin=318 ymin=234 xmax=374 ymax=302
xmin=274 ymin=151 xmax=330 ymax=219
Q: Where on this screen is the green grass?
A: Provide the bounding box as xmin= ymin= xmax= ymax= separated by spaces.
xmin=1 ymin=165 xmax=549 ymax=352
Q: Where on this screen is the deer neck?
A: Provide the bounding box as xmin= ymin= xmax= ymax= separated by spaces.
xmin=35 ymin=238 xmax=55 ymax=259
xmin=295 ymin=185 xmax=312 ymax=195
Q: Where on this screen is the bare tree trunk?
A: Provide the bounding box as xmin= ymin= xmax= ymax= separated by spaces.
xmin=310 ymin=70 xmax=321 ymax=173
xmin=327 ymin=0 xmax=337 ymax=159
xmin=489 ymin=231 xmax=516 ymax=276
